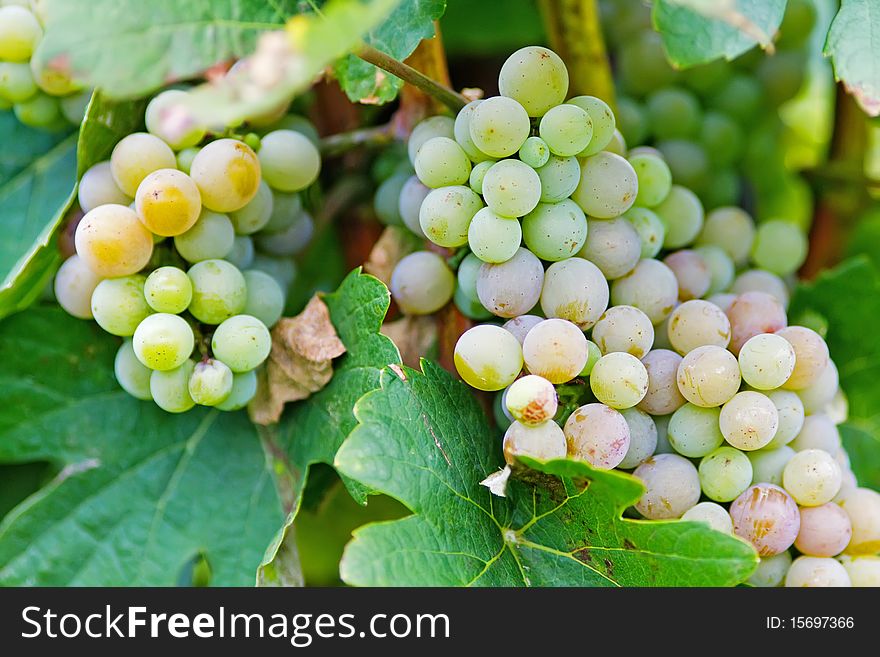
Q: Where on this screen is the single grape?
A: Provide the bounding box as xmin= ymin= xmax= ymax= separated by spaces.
xmin=518 ymin=136 xmax=550 ymax=168
xmin=453 ymin=100 xmax=491 ymax=162
xmin=657 ymin=139 xmax=709 ymax=191
xmin=503 ymin=420 xmax=567 ymax=465
xmin=538 ymin=103 xmax=592 ymax=157
xmin=0 ymin=5 xmax=42 ymax=61
xmin=468 ymin=208 xmax=522 ymax=264
xmin=839 ymin=488 xmax=880 ymax=554
xmin=764 ymin=390 xmax=806 ymax=448
xmin=173 ymin=210 xmax=235 ymax=263
xmin=91 ymin=275 xmax=152 ymax=337
xmin=653 ymin=185 xmax=704 ymax=249
xmin=477 ymin=247 xmax=544 ymax=318
xmin=482 ymin=159 xmax=541 ymax=218
xmin=798 ymin=360 xmax=839 ymax=415
xmin=748 ymin=551 xmax=792 ymax=588
xmin=264 ymin=191 xmax=303 ymax=233
xmin=150 ymin=360 xmax=196 ymax=414
xmin=456 ymin=252 xmax=484 ymax=300
xmin=604 ymin=129 xmax=627 ymax=155
xmin=255 ymin=212 xmax=314 ymax=257
xmin=454 ymin=286 xmax=494 ymax=321
xmin=135 ymin=168 xmax=202 ymax=237
xmin=785 ymin=557 xmax=851 ymax=587
xmin=590 ymin=352 xmax=648 ymax=409
xmin=622 ymin=207 xmax=665 ymax=259
xmin=75 ymin=204 xmax=154 ymax=278
xmin=408 ymin=115 xmax=455 ymax=165
xmin=535 ymin=155 xmax=581 ymax=202
xmin=229 ymin=180 xmax=274 ymax=235
xmin=145 ymin=89 xmax=206 ymax=150
xmin=390 ymin=251 xmax=454 ymax=315
xmin=572 ymin=152 xmax=638 ymax=219
xmin=795 ymin=503 xmax=852 ymax=557
xmin=144 ymin=266 xmax=192 ymax=314
xmin=719 ymin=391 xmax=779 ymax=451
xmin=132 ymin=313 xmax=195 ymax=371
xmin=580 ymin=339 xmax=603 ymax=376
xmin=611 ymin=258 xmax=679 ymax=324
xmin=681 ymin=502 xmax=734 ymax=534
xmin=783 ymin=448 xmax=842 ymax=506
xmin=726 ymin=292 xmax=788 ymax=354
xmin=502 ymin=314 xmax=543 ymax=346
xmin=258 ymin=129 xmax=320 ymax=192
xmin=110 ymin=132 xmax=177 ymax=197
xmin=777 ymin=326 xmax=829 ymax=390
xmin=114 ymin=340 xmax=153 ymax=401
xmin=505 ymin=375 xmax=558 ymax=425
xmin=176 ymin=147 xmax=199 ymax=175
xmin=522 ymin=318 xmax=589 ymax=384
xmin=618 ymin=407 xmax=658 ymax=469
xmin=706 ymin=292 xmax=737 ymax=313
xmin=521 ymin=200 xmax=588 ymax=262
xmin=564 ymin=403 xmax=631 ymax=470
xmin=497 ymin=46 xmax=569 ymax=117
xmin=699 ymin=111 xmax=744 ymax=168
xmin=211 ymin=315 xmax=271 ymax=373
xmin=567 ymin=96 xmax=616 ymax=156
xmin=14 ymin=92 xmax=61 ymax=128
xmin=215 ymin=369 xmax=259 ymax=411
xmin=628 ymin=152 xmax=671 ymax=208
xmin=243 ymin=269 xmax=285 ymax=328
xmin=738 ymin=333 xmax=797 ymax=390
xmin=617 ymin=31 xmax=676 ymax=96
xmin=0 ymin=61 xmax=37 ymax=102
xmin=839 ymin=556 xmax=880 ymax=587
xmin=188 ymin=358 xmax=234 ymax=406
xmin=495 ymin=391 xmax=514 ymax=432
xmin=699 ymin=446 xmax=753 ymax=503
xmin=666 ymin=300 xmax=731 ymax=355
xmin=226 ymin=236 xmax=255 ymax=270
xmin=414 ymin=137 xmax=471 ymax=189
xmin=54 ymin=254 xmax=103 ymax=319
xmin=732 ymin=269 xmax=790 ymax=307
xmin=592 ymin=305 xmax=654 ymax=358
xmin=454 ymin=324 xmax=523 ymax=391
xmin=696 ymin=206 xmax=755 ymax=266
xmin=748 ymin=445 xmax=795 ymax=487
xmin=663 ymin=250 xmax=710 ymax=301
xmin=540 ymin=257 xmax=609 ymax=329
xmin=187 ymin=259 xmax=247 ymax=324
xmin=190 ymin=138 xmax=261 ymax=212
xmin=469 ymin=96 xmax=531 ymax=157
xmin=668 ymin=404 xmax=724 ymax=458
xmin=398 ymin=175 xmax=430 ymax=238
xmin=468 ymin=160 xmax=496 ymax=195
xmin=633 ymin=454 xmax=701 ymax=520
xmin=701 ymin=167 xmax=741 ymax=210
xmin=710 ymin=74 xmax=763 ymax=123
xmin=752 ymin=220 xmax=808 ymax=277
xmin=646 ymin=87 xmax=702 ymax=140
xmin=676 ymin=345 xmax=741 ymax=408
xmin=729 ymin=483 xmax=800 ymax=555
xmin=373 ymin=171 xmax=409 ymax=226
xmin=578 ymin=217 xmax=641 ymax=280
xmin=694 ymin=245 xmax=735 ymax=296
xmin=419 ymin=185 xmax=484 ymax=248
xmin=615 ymin=96 xmax=648 ymax=146
xmin=77 ymin=161 xmax=131 ymax=213
xmin=638 ymin=349 xmax=686 ymax=416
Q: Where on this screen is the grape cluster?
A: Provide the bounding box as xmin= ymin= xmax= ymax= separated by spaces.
xmin=387 ymin=45 xmax=879 ymax=587
xmin=54 ymin=91 xmax=322 ymax=413
xmin=0 ymin=1 xmax=89 ymax=129
xmin=605 ymin=0 xmax=814 ymax=220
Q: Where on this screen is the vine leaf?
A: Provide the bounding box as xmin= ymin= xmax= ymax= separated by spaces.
xmin=335 ymin=360 xmax=757 ymax=586
xmin=653 ymin=0 xmax=786 ymax=68
xmin=824 ymin=0 xmax=880 ymax=117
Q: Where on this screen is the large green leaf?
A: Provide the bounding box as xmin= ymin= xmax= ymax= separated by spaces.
xmin=0 ymin=307 xmax=283 ymax=585
xmin=825 ymin=0 xmax=880 ymax=116
xmin=335 ymin=0 xmax=446 ymax=104
xmin=652 ymin=0 xmax=786 ymax=68
xmin=33 ymin=0 xmax=298 ymax=99
xmin=335 ymin=361 xmax=757 ymax=587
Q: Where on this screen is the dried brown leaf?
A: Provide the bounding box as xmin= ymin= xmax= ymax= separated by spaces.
xmin=363 ymin=226 xmax=420 ymax=286
xmin=381 ymin=314 xmax=437 ymax=369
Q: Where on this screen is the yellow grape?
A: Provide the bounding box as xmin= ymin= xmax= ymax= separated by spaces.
xmin=74 ymin=204 xmax=154 ymax=277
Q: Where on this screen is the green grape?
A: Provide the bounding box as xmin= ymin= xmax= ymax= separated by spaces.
xmin=579 ymin=217 xmax=641 ymax=280
xmin=765 ymin=389 xmax=805 ymax=448
xmin=418 ymin=185 xmax=483 ymax=247
xmin=256 ymin=212 xmax=314 ymax=256
xmin=628 ymin=152 xmax=671 ymax=207
xmin=663 ymin=249 xmax=710 ymax=301
xmin=611 ymin=258 xmax=678 ymax=324
xmin=676 ymin=345 xmax=741 ymax=408
xmin=751 ymin=219 xmax=808 ymax=276
xmin=0 ymin=61 xmax=36 ymax=102
xmin=468 ymin=208 xmax=522 ymax=264
xmin=540 ymin=256 xmax=609 ymax=329
xmin=572 ymin=152 xmax=637 ymax=219
xmin=215 ymin=369 xmax=259 ymax=411
xmin=453 ymin=100 xmax=491 ymax=162
xmin=229 ymin=180 xmax=274 ymax=235
xmin=144 ymin=266 xmax=193 ymax=314
xmin=592 ymin=304 xmax=654 ymax=358
xmin=681 ymin=501 xmax=734 ymax=534
xmin=176 ymin=147 xmax=199 ymax=175
xmin=604 ymin=129 xmax=627 ymax=155
xmin=150 ymin=360 xmax=196 ymax=413
xmin=668 ymin=403 xmax=724 ymax=458
xmin=0 ymin=95 xmax=10 ymax=110
xmin=702 ymin=168 xmax=742 ymax=210
xmin=373 ymin=171 xmax=409 ymax=226
xmin=518 ymin=136 xmax=550 ymax=169
xmin=700 ymin=111 xmax=744 ymax=168
xmin=523 ymin=318 xmax=589 ymax=384
xmin=697 ymin=206 xmax=755 ymax=265
xmin=494 ymin=390 xmax=513 ymax=432
xmin=580 ymin=339 xmax=602 ymax=376
xmin=699 ymin=446 xmax=753 ymax=502
xmin=617 ymin=32 xmax=676 ymax=97
xmin=414 ymin=136 xmax=471 ymax=188
xmin=748 ymin=445 xmax=796 ymax=487
xmin=225 ymin=236 xmax=255 ymax=270
xmin=190 ymin=138 xmax=261 ymax=212
xmin=633 ymin=454 xmax=700 ymax=520
xmin=211 ymin=314 xmax=272 ymax=373
xmin=133 ymin=313 xmax=195 ymax=371
xmin=646 ymin=87 xmax=702 ymax=140
xmin=682 ymin=59 xmax=733 ymax=95
xmin=497 ymin=46 xmax=568 ymax=117
xmin=135 ymin=168 xmax=202 ymax=237
xmin=251 ymin=253 xmax=296 ymax=292
xmin=622 ymin=207 xmax=665 ymax=259
xmin=454 ymin=285 xmax=494 ymax=320
xmin=408 ymin=115 xmax=455 ymax=164
xmin=521 ymin=199 xmax=588 ymax=262
xmin=390 ymin=251 xmax=455 ymax=315
xmin=111 ymin=132 xmax=177 ymax=197
xmin=749 ymin=551 xmax=793 ymax=587
xmin=264 ymin=190 xmax=303 ymax=232
xmin=173 ymin=210 xmax=235 ymax=263
xmin=757 ymin=51 xmax=806 ymax=107
xmin=481 ymin=159 xmax=541 ymax=218
xmin=266 ymin=114 xmax=320 ymax=145
xmin=0 ymin=5 xmax=42 ymax=61
xmin=501 ymin=314 xmax=543 ymax=345
xmin=694 ymin=245 xmax=734 ymax=296
xmin=654 ymin=184 xmax=704 ymax=249
xmin=590 ymin=352 xmax=649 ymax=409
xmin=90 ymin=275 xmax=152 ymax=337
xmin=731 ymin=269 xmax=790 ymax=308
xmin=468 ymin=160 xmax=496 ymax=195
xmin=114 ymin=340 xmax=153 ymax=401
xmin=187 ymin=259 xmax=247 ymax=324
xmin=188 ymin=359 xmax=234 ymax=406
xmin=535 ymin=155 xmax=580 ymax=202
xmin=777 ymin=326 xmax=829 ymax=390
xmin=666 ymin=299 xmax=731 ymax=355
xmin=503 ymin=420 xmax=566 ymax=465
xmin=656 ymin=139 xmax=709 ymax=192
xmin=456 ymin=252 xmax=483 ymax=300
xmin=258 ymin=129 xmax=320 ymax=192
xmin=454 ymin=324 xmax=523 ymax=391
xmin=14 ymin=92 xmax=61 ymax=128
xmin=538 ymin=103 xmax=592 ymax=157
xmin=654 ymin=414 xmax=674 ymax=454
xmin=505 ymin=374 xmax=558 ymax=425
xmin=477 ymin=247 xmax=545 ymax=318
xmin=565 ymin=403 xmax=631 ymax=470
xmin=615 ymin=96 xmax=648 ymax=146
xmin=710 ymin=74 xmax=762 ymax=123
xmin=567 ymin=96 xmax=616 ymax=156
xmin=469 ymin=96 xmax=531 ymax=157
xmin=617 ymin=407 xmax=657 ymax=469
xmin=738 ymin=333 xmax=797 ymax=390
xmin=398 ymin=175 xmax=429 ymax=239
xmin=78 ymin=161 xmax=131 ymax=213
xmin=243 ymin=269 xmax=285 ymax=328
xmin=54 ymin=254 xmax=103 ymax=319
xmin=145 ymin=89 xmax=206 ymax=150
xmin=783 ymin=449 xmax=842 ymax=507
xmin=638 ymin=349 xmax=686 ymax=416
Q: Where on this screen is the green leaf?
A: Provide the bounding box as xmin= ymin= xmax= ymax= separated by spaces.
xmin=653 ymin=0 xmax=786 ymax=68
xmin=335 ymin=361 xmax=757 ymax=587
xmin=840 ymin=424 xmax=880 ymax=490
xmin=33 ymin=0 xmax=298 ymax=99
xmin=0 ymin=307 xmax=283 ymax=585
xmin=824 ymin=0 xmax=880 ymax=117
xmin=441 ymin=0 xmax=544 ymax=57
xmin=334 ymin=0 xmax=446 ymax=104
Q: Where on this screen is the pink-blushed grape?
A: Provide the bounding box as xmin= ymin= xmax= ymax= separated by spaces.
xmin=776 ymin=326 xmax=830 ymax=390
xmin=522 ymin=318 xmax=588 ymax=384
xmin=663 ymin=249 xmax=710 ymax=301
xmin=676 ymin=345 xmax=741 ymax=407
xmin=764 ymin=390 xmax=805 ymax=448
xmin=502 ymin=420 xmax=567 ymax=465
xmin=790 ymin=414 xmax=841 ymax=453
xmin=502 ymin=315 xmax=543 ymax=345
xmin=729 ymin=483 xmax=801 ymax=556
xmin=540 ymin=257 xmax=609 ymax=329
xmin=633 ymin=453 xmax=701 ymax=519
xmin=565 ymin=403 xmax=630 ymax=470
xmin=505 ymin=375 xmax=558 ymax=425
xmin=726 ymin=291 xmax=787 ymax=354
xmin=795 ymin=503 xmax=852 ymax=557
xmin=618 ymin=407 xmax=658 ymax=469
xmin=638 ymin=349 xmax=686 ymax=416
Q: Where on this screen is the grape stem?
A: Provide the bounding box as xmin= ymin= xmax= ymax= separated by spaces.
xmin=357 ymin=44 xmax=468 ymax=113
xmin=319 ymin=123 xmax=394 ymax=157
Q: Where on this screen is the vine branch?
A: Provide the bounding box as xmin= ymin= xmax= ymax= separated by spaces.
xmin=319 ymin=123 xmax=394 ymax=157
